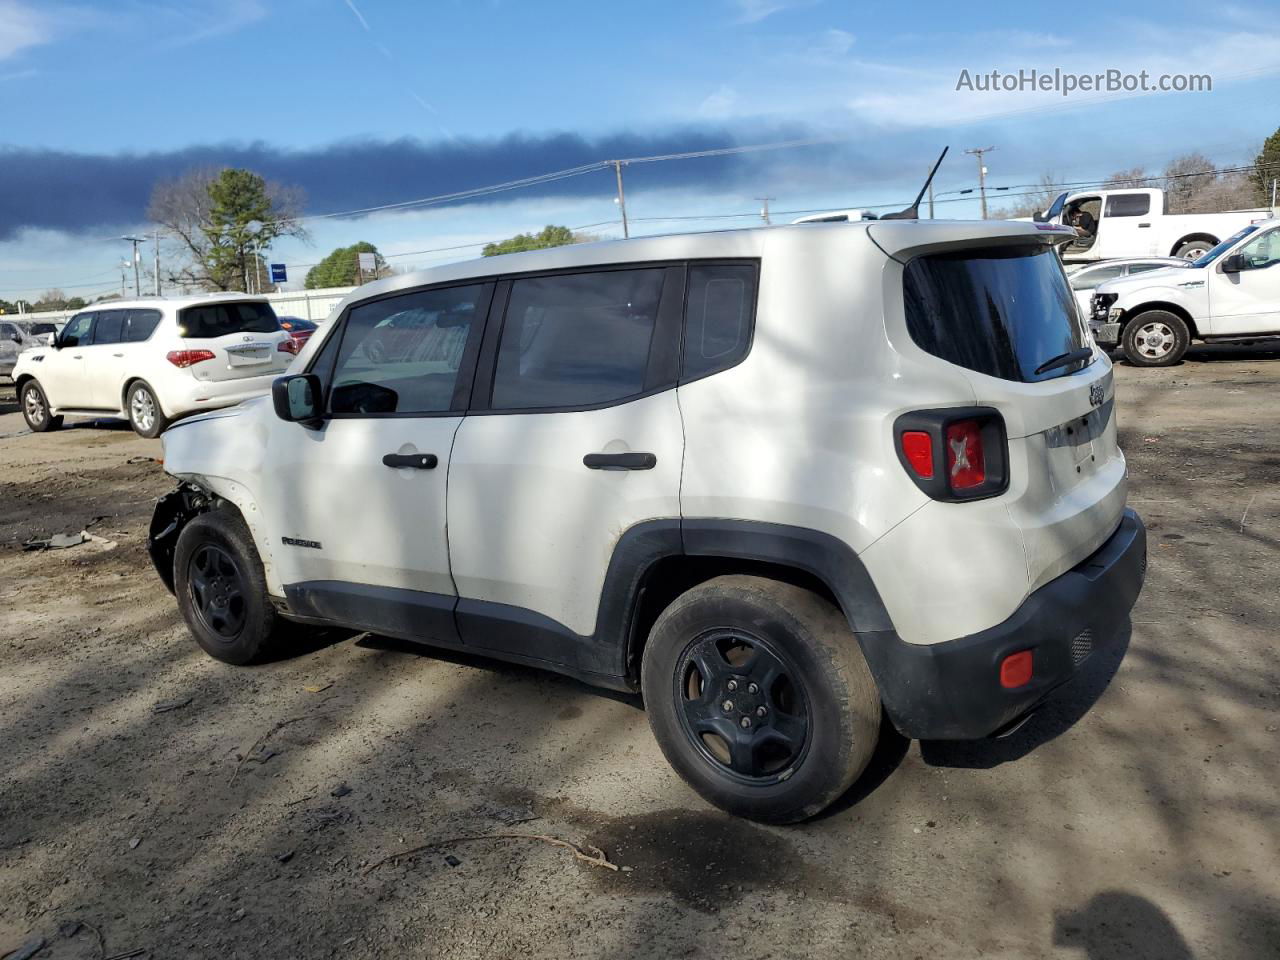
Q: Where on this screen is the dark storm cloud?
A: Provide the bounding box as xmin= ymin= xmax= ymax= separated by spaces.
xmin=0 ymin=128 xmax=879 ymax=239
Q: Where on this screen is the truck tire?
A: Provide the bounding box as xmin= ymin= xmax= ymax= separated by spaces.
xmin=1174 ymin=237 xmax=1216 ymax=260
xmin=174 ymin=509 xmax=280 ymax=665
xmin=641 ymin=575 xmax=881 ymax=823
xmin=1121 ymin=310 xmax=1191 ymax=367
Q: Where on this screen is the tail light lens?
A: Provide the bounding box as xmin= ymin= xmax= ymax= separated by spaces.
xmin=278 ymin=338 xmax=300 ymax=355
xmin=894 ymin=407 xmax=1007 ymax=501
xmin=945 ymin=420 xmax=986 ymax=490
xmin=166 ymin=349 xmax=215 ymax=368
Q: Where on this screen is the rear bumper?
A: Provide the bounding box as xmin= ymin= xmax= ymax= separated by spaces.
xmin=168 ymin=372 xmax=281 ymax=416
xmin=859 ymin=508 xmax=1147 ymax=740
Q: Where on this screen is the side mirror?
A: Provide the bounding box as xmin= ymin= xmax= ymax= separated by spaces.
xmin=9 ymin=333 xmax=20 ymax=343
xmin=45 ymin=333 xmax=59 ymax=348
xmin=272 ymin=373 xmax=324 ymax=426
xmin=1221 ymin=254 xmax=1245 ymax=274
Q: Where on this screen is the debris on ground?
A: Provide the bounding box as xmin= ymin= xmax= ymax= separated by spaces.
xmin=3 ymin=935 xmax=46 ymax=960
xmin=330 ymin=782 xmax=353 ymax=798
xmin=21 ymin=529 xmax=117 ymax=552
xmin=303 ymin=682 xmax=333 ymax=693
xmin=152 ymin=697 xmax=192 ymax=714
xmin=230 ymin=715 xmax=312 ymax=785
xmin=363 ymin=833 xmax=621 ymax=875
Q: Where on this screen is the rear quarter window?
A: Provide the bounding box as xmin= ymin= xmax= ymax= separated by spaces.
xmin=903 ymin=243 xmax=1090 ymax=382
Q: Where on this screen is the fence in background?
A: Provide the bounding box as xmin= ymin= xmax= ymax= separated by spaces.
xmin=5 ymin=285 xmax=356 ymax=328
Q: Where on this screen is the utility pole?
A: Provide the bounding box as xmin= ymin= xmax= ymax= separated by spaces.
xmin=153 ymin=230 xmax=161 ymax=296
xmin=614 ymin=160 xmax=630 ymax=239
xmin=964 ymin=146 xmax=995 ymax=219
xmin=121 ymin=236 xmax=145 ymax=296
xmin=756 ymin=197 xmax=775 ymax=225
xmin=928 ymin=172 xmax=935 ymax=219
xmin=120 ymin=260 xmax=129 ymax=297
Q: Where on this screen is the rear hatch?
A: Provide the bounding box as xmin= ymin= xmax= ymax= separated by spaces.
xmin=176 ymin=300 xmax=293 ymax=382
xmin=893 ymin=233 xmax=1127 ymax=591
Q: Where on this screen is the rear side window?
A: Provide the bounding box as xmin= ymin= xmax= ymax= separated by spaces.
xmin=124 ymin=309 xmax=162 ymax=342
xmin=903 ymin=244 xmax=1089 ymax=382
xmin=1104 ymin=193 xmax=1150 ymax=217
xmin=492 ymin=268 xmax=665 ymax=410
xmin=682 ymin=263 xmax=757 ymax=381
xmin=328 ymin=284 xmax=487 ymax=415
xmin=179 ymin=301 xmax=278 ymax=338
xmin=92 ymin=310 xmax=126 ymax=345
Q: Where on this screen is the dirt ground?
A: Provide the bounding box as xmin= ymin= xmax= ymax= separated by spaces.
xmin=1 ymin=347 xmax=1278 ymax=960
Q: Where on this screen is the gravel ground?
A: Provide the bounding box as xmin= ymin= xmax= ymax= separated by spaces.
xmin=1 ymin=348 xmax=1278 ymax=960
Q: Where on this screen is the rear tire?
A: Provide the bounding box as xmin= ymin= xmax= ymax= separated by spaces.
xmin=1121 ymin=310 xmax=1190 ymax=367
xmin=1174 ymin=238 xmax=1215 ymax=260
xmin=174 ymin=509 xmax=280 ymax=665
xmin=641 ymin=575 xmax=881 ymax=823
xmin=127 ymin=381 xmax=169 ymax=438
xmin=20 ymin=380 xmax=63 ymax=432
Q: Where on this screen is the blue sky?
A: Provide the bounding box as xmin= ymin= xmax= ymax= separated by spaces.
xmin=1 ymin=0 xmax=1278 ymax=302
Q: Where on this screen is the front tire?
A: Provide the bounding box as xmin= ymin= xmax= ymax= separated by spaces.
xmin=127 ymin=380 xmax=169 ymax=438
xmin=641 ymin=575 xmax=881 ymax=823
xmin=21 ymin=380 xmax=63 ymax=432
xmin=1121 ymin=310 xmax=1190 ymax=367
xmin=174 ymin=510 xmax=279 ymax=665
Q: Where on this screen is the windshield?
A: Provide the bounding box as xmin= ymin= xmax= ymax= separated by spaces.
xmin=178 ymin=301 xmax=279 ymax=338
xmin=904 ymin=243 xmax=1091 ymax=383
xmin=1192 ymin=226 xmax=1259 ymax=267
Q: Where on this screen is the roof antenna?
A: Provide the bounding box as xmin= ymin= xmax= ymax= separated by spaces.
xmin=880 ymin=146 xmax=949 ymax=221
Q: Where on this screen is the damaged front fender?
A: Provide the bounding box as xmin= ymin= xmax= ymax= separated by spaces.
xmin=148 ymin=483 xmax=211 ymax=594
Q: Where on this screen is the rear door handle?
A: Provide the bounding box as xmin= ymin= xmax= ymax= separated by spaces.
xmin=112 ymin=352 xmax=124 ymax=358
xmin=583 ymin=452 xmax=657 ymax=470
xmin=382 ymin=453 xmax=438 ymax=469
xmin=1137 ymin=222 xmax=1151 ymax=228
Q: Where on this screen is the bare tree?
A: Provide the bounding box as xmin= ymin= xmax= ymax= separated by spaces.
xmin=148 ymin=168 xmax=308 ymax=291
xmin=991 ymin=171 xmax=1062 ymax=219
xmin=1162 ymin=153 xmax=1218 ymax=214
xmin=1103 ymin=167 xmax=1149 ymax=189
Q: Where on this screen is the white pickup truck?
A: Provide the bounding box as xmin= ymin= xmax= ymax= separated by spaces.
xmin=1088 ymin=219 xmax=1280 ymax=365
xmin=1034 ymin=187 xmax=1272 ymax=264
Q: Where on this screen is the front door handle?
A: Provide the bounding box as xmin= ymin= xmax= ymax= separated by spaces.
xmin=112 ymin=352 xmax=124 ymax=358
xmin=584 ymin=452 xmax=657 ymax=471
xmin=382 ymin=452 xmax=438 ymax=469
xmin=1137 ymin=222 xmax=1151 ymax=228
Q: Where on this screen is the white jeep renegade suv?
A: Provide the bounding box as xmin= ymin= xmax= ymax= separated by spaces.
xmin=149 ymin=222 xmax=1147 ymax=822
xmin=13 ymin=294 xmax=297 ymax=437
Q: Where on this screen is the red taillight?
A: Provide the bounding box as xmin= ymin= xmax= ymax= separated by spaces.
xmin=1000 ymin=650 xmax=1034 ymax=689
xmin=166 ymin=349 xmax=215 ymax=368
xmin=278 ymin=338 xmax=300 ymax=355
xmin=945 ymin=419 xmax=987 ymax=490
xmin=899 ymin=431 xmax=934 ymax=479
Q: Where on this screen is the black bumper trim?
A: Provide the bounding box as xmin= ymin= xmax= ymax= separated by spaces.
xmin=859 ymin=508 xmax=1147 ymax=740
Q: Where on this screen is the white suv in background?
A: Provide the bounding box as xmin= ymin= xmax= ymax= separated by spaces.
xmin=148 ymin=223 xmax=1147 ymax=823
xmin=13 ymin=294 xmax=297 ymax=437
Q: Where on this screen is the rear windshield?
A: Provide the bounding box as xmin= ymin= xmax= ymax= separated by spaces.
xmin=903 ymin=243 xmax=1090 ymax=382
xmin=178 ymin=301 xmax=279 ymax=338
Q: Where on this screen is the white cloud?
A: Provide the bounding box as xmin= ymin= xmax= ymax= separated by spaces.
xmin=159 ymin=0 xmax=268 ymax=48
xmin=812 ymin=27 xmax=853 ymax=58
xmin=731 ymin=0 xmax=814 ymax=25
xmin=698 ymin=85 xmax=739 ymax=118
xmin=0 ymin=0 xmax=48 ymax=61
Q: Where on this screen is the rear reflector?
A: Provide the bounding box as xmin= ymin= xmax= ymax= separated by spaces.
xmin=278 ymin=338 xmax=300 ymax=355
xmin=945 ymin=419 xmax=987 ymax=490
xmin=1000 ymin=650 xmax=1034 ymax=689
xmin=900 ymin=431 xmax=934 ymax=479
xmin=166 ymin=349 xmax=216 ymax=368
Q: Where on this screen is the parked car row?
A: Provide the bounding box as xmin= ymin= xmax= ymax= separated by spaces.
xmin=0 ymin=319 xmax=62 ymax=380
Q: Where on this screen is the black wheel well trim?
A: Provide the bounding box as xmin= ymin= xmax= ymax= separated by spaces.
xmin=1119 ymin=302 xmax=1199 ymax=339
xmin=611 ymin=518 xmax=896 ymax=684
xmin=147 ymin=481 xmax=226 ymax=593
